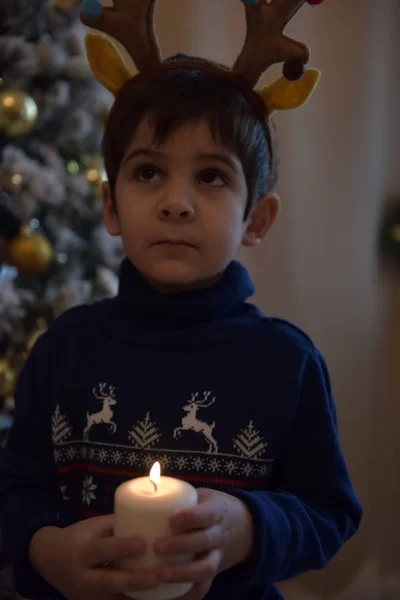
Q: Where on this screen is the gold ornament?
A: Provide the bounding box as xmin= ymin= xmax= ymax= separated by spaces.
xmin=82 ymin=154 xmax=107 ymax=197
xmin=0 ymin=89 xmax=38 ymax=138
xmin=7 ymin=225 xmax=53 ymax=275
xmin=24 ymin=318 xmax=48 ymax=359
xmin=0 ymin=358 xmax=17 ymax=398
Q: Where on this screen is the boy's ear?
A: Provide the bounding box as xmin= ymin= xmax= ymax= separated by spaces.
xmin=102 ymin=181 xmax=121 ymax=237
xmin=242 ymin=192 xmax=280 ymax=247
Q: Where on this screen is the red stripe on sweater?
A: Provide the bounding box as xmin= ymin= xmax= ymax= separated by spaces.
xmin=57 ymin=462 xmax=266 ymax=488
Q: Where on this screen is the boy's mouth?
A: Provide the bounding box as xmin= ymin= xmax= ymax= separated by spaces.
xmin=153 ymin=239 xmax=196 ymax=249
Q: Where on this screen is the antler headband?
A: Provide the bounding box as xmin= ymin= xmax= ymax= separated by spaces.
xmin=80 ymin=0 xmax=324 ymax=116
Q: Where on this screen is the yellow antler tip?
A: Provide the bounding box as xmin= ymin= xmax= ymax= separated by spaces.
xmin=258 ymin=67 xmax=322 ymax=114
xmin=85 ymin=33 xmax=134 ymax=95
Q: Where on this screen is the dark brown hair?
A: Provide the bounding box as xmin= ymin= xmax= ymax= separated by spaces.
xmin=102 ymin=54 xmax=279 ymax=219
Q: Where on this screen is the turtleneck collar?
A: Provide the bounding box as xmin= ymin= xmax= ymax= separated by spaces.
xmin=113 ymin=257 xmax=255 ymax=325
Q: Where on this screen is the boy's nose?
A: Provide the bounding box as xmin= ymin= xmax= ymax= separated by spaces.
xmin=158 ymin=192 xmax=195 ymax=222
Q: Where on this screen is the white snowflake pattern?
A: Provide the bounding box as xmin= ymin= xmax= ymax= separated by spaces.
xmin=208 ymin=458 xmax=220 ymax=473
xmin=82 ymin=475 xmax=97 ymax=506
xmin=192 ymin=457 xmax=204 ymax=471
xmin=66 ymin=447 xmax=77 ymax=460
xmin=98 ymin=449 xmax=108 ymax=463
xmin=225 ymin=460 xmax=237 ymax=475
xmin=242 ymin=463 xmax=254 ymax=477
xmin=53 ymin=448 xmax=63 ymax=463
xmin=160 ymin=455 xmax=172 ymax=469
xmin=175 ymin=456 xmax=189 ymax=470
xmin=60 ymin=485 xmax=70 ymax=501
xmin=126 ymin=452 xmax=140 ymax=467
xmin=80 ymin=446 xmax=88 ymax=459
xmin=89 ymin=447 xmax=97 ymax=461
xmin=111 ymin=450 xmax=123 ymax=464
xmin=143 ymin=454 xmax=155 ymax=469
xmin=258 ymin=464 xmax=270 ymax=477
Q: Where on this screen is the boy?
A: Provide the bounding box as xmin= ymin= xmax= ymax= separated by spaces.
xmin=0 ymin=1 xmax=362 ymax=599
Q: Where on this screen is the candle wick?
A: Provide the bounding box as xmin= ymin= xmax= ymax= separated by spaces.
xmin=150 ymin=479 xmax=158 ymax=493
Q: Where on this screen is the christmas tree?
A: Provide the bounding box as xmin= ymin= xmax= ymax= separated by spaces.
xmin=0 ymin=1 xmax=123 ymax=426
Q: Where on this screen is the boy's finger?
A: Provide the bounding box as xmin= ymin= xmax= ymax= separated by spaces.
xmin=154 ymin=525 xmax=221 ymax=556
xmin=91 ymin=535 xmax=146 ymax=566
xmin=86 ymin=566 xmax=160 ymax=594
xmin=171 ymin=498 xmax=225 ymax=532
xmin=160 ymin=549 xmax=221 ymax=584
xmin=86 ymin=514 xmax=115 ymax=537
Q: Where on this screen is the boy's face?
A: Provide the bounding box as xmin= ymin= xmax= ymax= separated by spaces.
xmin=102 ymin=118 xmax=278 ymax=292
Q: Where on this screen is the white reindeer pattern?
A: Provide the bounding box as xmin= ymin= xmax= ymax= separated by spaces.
xmin=173 ymin=391 xmax=218 ymax=454
xmin=83 ymin=383 xmax=117 ymax=441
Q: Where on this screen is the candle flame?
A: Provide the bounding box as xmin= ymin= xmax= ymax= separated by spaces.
xmin=149 ymin=461 xmax=161 ymax=491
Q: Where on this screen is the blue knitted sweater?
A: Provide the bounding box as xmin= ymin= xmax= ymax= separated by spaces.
xmin=0 ymin=259 xmax=362 ymax=599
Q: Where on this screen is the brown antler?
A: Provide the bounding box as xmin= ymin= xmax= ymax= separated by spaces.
xmin=233 ymin=0 xmax=310 ymax=88
xmin=80 ymin=0 xmax=161 ymax=72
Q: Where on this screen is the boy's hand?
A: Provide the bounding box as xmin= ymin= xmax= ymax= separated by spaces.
xmin=154 ymin=488 xmax=254 ymax=600
xmin=29 ymin=515 xmax=159 ymax=600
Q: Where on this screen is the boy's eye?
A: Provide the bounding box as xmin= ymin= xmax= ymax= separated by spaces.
xmin=200 ymin=170 xmax=227 ymax=187
xmin=135 ymin=165 xmax=162 ymax=182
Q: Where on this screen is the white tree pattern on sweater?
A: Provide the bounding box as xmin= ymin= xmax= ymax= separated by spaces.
xmin=129 ymin=413 xmax=161 ymax=449
xmin=233 ymin=421 xmax=267 ymax=459
xmin=52 ymin=405 xmax=72 ymax=445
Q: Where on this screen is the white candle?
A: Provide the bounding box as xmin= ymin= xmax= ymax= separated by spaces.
xmin=114 ymin=462 xmax=198 ymax=600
